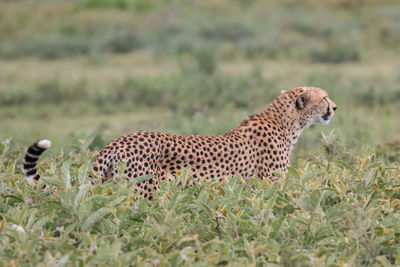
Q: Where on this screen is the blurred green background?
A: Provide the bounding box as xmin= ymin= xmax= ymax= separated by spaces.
xmin=0 ymin=0 xmax=399 ymax=162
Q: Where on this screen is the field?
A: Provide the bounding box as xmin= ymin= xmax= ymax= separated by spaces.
xmin=0 ymin=0 xmax=400 ymax=266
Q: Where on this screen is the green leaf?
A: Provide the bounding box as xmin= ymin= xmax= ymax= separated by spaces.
xmin=334 ymin=160 xmax=352 ymax=170
xmin=282 ymin=178 xmax=296 ymax=192
xmin=134 ymin=174 xmax=154 ymax=184
xmin=265 ymin=196 xmax=277 ymax=217
xmin=77 ymin=195 xmax=108 ymax=221
xmin=364 ymin=170 xmax=375 ymax=186
xmin=309 ymin=189 xmax=323 ymax=211
xmin=25 ymin=209 xmax=37 ymax=229
xmin=0 ymin=213 xmax=18 ymax=223
xmin=3 ymin=195 xmax=23 ymax=202
xmin=41 ymin=176 xmax=63 ymax=187
xmin=81 ymin=134 xmax=97 ymax=151
xmin=61 ymin=161 xmax=72 ymax=190
xmin=42 ymin=201 xmax=71 ymax=214
xmin=367 ymin=161 xmax=383 ymax=169
xmin=109 ymin=195 xmax=127 ymax=207
xmin=316 ymin=226 xmax=333 ymax=240
xmin=195 ymin=201 xmax=213 ymax=217
xmin=89 ymin=241 xmax=121 ymax=263
xmin=78 ymin=160 xmax=92 ymax=184
xmin=168 ymin=192 xmax=179 ymax=211
xmin=301 ymin=170 xmax=323 ymax=185
xmin=117 ymin=161 xmax=127 ymax=178
xmin=33 ymin=217 xmax=52 ymax=230
xmin=73 ymin=184 xmax=91 ymax=214
xmin=376 ymin=255 xmax=393 ymax=267
xmin=269 ymin=216 xmax=285 ymax=238
xmin=287 ymin=166 xmax=300 ymax=179
xmin=325 ymin=203 xmax=350 ymax=220
xmin=381 ymin=216 xmax=397 ymax=228
xmin=57 ymin=254 xmax=71 ymax=266
xmin=81 ymin=207 xmax=112 ymax=231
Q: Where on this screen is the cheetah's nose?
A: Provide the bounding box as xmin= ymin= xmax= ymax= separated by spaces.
xmin=333 ymin=106 xmax=337 ymax=111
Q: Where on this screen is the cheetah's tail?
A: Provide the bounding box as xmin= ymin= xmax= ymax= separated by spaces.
xmin=23 ymin=139 xmax=51 ymax=186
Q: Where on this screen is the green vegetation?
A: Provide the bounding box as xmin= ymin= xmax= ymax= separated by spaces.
xmin=0 ymin=0 xmax=399 ymax=265
xmin=1 ymin=140 xmax=399 ymax=266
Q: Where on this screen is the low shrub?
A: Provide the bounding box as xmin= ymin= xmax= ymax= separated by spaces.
xmin=0 ymin=139 xmax=399 ymax=265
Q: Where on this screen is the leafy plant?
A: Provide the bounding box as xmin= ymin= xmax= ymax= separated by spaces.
xmin=0 ymin=139 xmax=399 ymax=265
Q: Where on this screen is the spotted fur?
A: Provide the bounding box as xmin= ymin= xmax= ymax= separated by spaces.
xmin=91 ymin=87 xmax=337 ymax=200
xmin=24 ymin=87 xmax=336 ymax=200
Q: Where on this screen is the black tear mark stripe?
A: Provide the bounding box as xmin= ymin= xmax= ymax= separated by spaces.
xmin=322 ymin=97 xmax=331 ymax=120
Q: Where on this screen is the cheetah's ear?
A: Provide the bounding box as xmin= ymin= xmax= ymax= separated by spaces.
xmin=280 ymin=90 xmax=288 ymax=95
xmin=296 ymin=94 xmax=308 ymax=110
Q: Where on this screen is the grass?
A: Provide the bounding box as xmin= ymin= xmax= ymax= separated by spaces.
xmin=1 ymin=58 xmax=399 ymax=159
xmin=0 ymin=139 xmax=399 ymax=266
xmin=0 ymin=1 xmax=399 ymax=62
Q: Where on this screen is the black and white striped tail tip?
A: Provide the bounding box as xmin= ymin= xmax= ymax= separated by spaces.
xmin=37 ymin=139 xmax=51 ymax=149
xmin=23 ymin=139 xmax=51 ymax=186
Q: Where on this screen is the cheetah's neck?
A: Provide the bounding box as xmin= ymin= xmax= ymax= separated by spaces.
xmin=233 ymin=93 xmax=306 ymax=151
xmin=266 ymin=98 xmax=304 ymax=145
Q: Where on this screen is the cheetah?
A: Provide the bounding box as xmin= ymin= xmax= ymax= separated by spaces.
xmin=23 ymin=87 xmax=337 ymax=200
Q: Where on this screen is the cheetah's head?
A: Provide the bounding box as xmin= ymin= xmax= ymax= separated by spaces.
xmin=286 ymin=87 xmax=337 ymax=128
